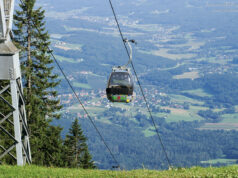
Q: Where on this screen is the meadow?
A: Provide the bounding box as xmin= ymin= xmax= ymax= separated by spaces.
xmin=0 ymin=165 xmax=238 ymax=177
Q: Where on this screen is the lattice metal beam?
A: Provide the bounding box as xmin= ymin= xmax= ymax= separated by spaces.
xmin=0 ymin=78 xmax=32 ymax=165
xmin=0 ymin=0 xmax=31 ymax=165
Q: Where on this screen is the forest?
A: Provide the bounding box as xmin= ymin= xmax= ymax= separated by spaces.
xmin=54 ymin=114 xmax=238 ymax=170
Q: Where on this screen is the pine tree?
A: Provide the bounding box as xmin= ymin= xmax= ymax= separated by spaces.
xmin=13 ymin=0 xmax=63 ymax=166
xmin=80 ymin=145 xmax=96 ymax=169
xmin=41 ymin=125 xmax=65 ymax=167
xmin=63 ymin=118 xmax=96 ymax=169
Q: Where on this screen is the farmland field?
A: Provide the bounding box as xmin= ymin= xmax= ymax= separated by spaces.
xmin=173 ymin=71 xmax=199 ymax=80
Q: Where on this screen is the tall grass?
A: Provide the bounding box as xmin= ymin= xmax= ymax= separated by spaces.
xmin=0 ymin=165 xmax=238 ymax=178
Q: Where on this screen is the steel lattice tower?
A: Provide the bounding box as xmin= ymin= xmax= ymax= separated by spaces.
xmin=0 ymin=0 xmax=31 ymax=165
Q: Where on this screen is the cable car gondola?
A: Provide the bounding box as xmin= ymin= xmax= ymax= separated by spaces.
xmin=106 ymin=39 xmax=136 ymax=103
xmin=106 ymin=66 xmax=134 ymax=103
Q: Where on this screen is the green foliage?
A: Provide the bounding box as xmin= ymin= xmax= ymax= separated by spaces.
xmin=54 ymin=116 xmax=238 ymax=169
xmin=32 ymin=125 xmax=65 ymax=167
xmin=14 ymin=0 xmax=62 ymax=120
xmin=12 ymin=0 xmax=63 ymax=166
xmin=198 ymin=110 xmax=221 ymax=122
xmin=203 ymin=74 xmax=238 ymax=106
xmin=63 ymin=118 xmax=96 ymax=169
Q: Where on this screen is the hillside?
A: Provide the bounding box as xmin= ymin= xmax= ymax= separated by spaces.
xmin=0 ymin=165 xmax=238 ymax=177
xmin=32 ymin=0 xmax=238 ymax=169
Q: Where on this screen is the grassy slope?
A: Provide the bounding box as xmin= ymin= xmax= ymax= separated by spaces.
xmin=0 ymin=165 xmax=238 ymax=177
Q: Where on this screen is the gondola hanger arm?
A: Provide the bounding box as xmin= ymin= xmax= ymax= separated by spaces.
xmin=123 ymin=39 xmax=136 ymax=68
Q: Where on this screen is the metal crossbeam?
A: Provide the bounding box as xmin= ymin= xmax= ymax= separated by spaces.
xmin=0 ymin=0 xmax=31 ymax=165
xmin=0 ymin=112 xmax=13 ymax=125
xmin=0 ymin=125 xmax=17 ymax=141
xmin=0 ymin=144 xmax=17 ymax=160
xmin=0 ymin=95 xmax=15 ymax=111
xmin=0 ymin=113 xmax=12 ymax=124
xmin=0 ymin=80 xmax=32 ymax=165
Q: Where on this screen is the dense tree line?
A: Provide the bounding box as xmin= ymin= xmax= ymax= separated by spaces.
xmin=53 ymin=112 xmax=238 ymax=170
xmin=198 ymin=107 xmax=236 ymax=123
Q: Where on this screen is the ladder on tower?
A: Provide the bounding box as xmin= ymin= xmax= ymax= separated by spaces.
xmin=0 ymin=0 xmax=31 ymax=165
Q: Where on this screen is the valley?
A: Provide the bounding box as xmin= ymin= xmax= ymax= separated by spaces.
xmin=37 ymin=0 xmax=238 ymax=169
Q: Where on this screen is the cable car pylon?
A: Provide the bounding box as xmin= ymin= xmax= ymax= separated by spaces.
xmin=0 ymin=0 xmax=31 ymax=165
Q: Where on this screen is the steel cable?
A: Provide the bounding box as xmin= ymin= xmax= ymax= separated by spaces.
xmin=108 ymin=0 xmax=172 ymax=168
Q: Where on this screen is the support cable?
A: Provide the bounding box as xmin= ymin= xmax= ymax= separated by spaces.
xmin=50 ymin=52 xmax=121 ymax=169
xmin=108 ymin=0 xmax=172 ymax=168
xmin=18 ymin=0 xmax=121 ymax=169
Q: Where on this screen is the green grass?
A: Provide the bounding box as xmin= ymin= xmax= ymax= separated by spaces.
xmin=199 ymin=123 xmax=238 ymax=130
xmin=139 ymin=35 xmax=205 ymax=60
xmin=54 ymin=55 xmax=83 ymax=63
xmin=157 ymin=94 xmax=206 ymax=123
xmin=72 ymin=82 xmax=92 ymax=89
xmin=221 ymin=113 xmax=238 ymax=123
xmin=189 ymin=105 xmax=208 ymax=112
xmin=173 ymin=71 xmax=199 ymax=80
xmin=98 ymin=117 xmax=112 ymax=124
xmin=66 ymin=43 xmax=83 ymax=51
xmin=0 ymin=165 xmax=238 ymax=177
xmin=158 ymin=106 xmax=205 ymax=123
xmin=51 ymin=39 xmax=83 ymax=51
xmin=153 ymin=104 xmax=206 ymax=123
xmin=197 ymin=57 xmax=227 ymax=64
xmin=154 ymin=112 xmax=168 ymax=118
xmin=201 ymin=159 xmax=237 ymax=165
xmin=183 ymin=89 xmax=212 ymax=97
xmin=170 ymin=94 xmax=204 ymax=105
xmin=199 ymin=113 xmax=238 ymax=130
xmin=51 ymin=33 xmax=69 ymax=39
xmin=165 ymin=113 xmax=202 ymax=123
xmin=143 ymin=127 xmax=156 ymax=137
xmin=139 ymin=48 xmax=196 ymax=60
xmin=69 ymin=105 xmax=104 ymax=113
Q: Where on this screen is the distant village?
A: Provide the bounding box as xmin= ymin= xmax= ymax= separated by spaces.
xmin=54 ymin=81 xmax=196 ymax=120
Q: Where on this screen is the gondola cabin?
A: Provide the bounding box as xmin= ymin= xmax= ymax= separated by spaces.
xmin=106 ymin=67 xmax=134 ymax=103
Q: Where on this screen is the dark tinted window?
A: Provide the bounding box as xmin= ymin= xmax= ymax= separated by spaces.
xmin=109 ymin=72 xmax=132 ymax=86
